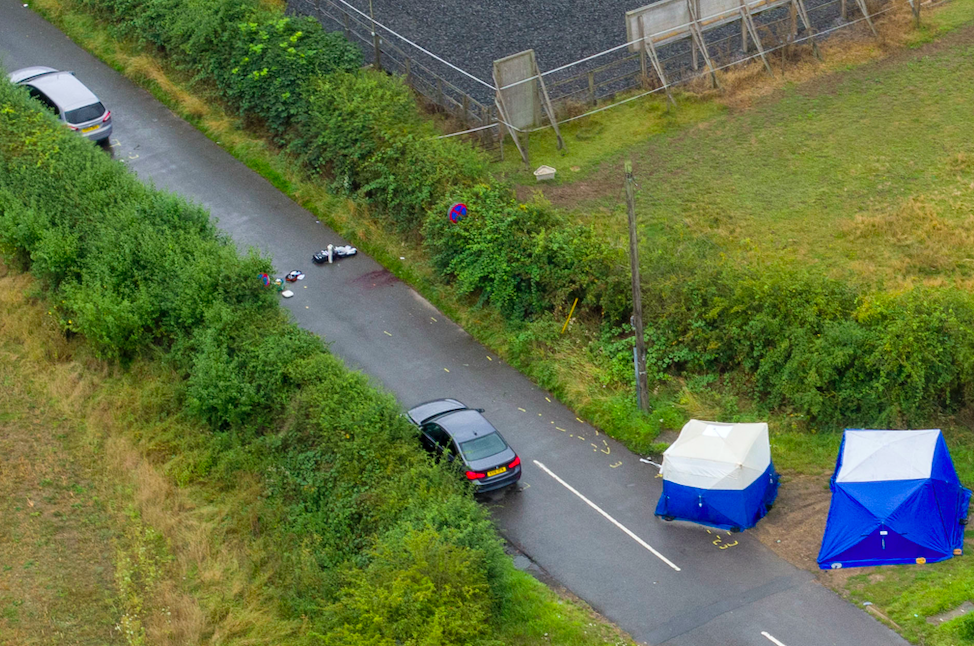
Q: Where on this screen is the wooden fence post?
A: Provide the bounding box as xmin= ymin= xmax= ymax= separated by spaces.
xmin=588 ymin=71 xmax=596 ymax=105
xmin=342 ymin=11 xmax=349 ymax=38
xmin=372 ymin=32 xmax=382 ymax=70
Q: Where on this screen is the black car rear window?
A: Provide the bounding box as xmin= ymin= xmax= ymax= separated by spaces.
xmin=64 ymin=102 xmax=106 ymax=124
xmin=459 ymin=433 xmax=507 ymax=462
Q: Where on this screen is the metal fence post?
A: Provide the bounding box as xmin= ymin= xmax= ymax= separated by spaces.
xmin=342 ymin=11 xmax=349 ymax=38
xmin=404 ymin=57 xmax=412 ymax=86
xmin=373 ymin=32 xmax=382 ymax=70
xmin=588 ymin=71 xmax=596 ymax=105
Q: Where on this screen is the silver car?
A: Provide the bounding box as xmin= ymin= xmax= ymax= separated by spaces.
xmin=8 ymin=67 xmax=112 ymax=142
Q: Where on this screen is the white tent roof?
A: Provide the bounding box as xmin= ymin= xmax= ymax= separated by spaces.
xmin=836 ymin=429 xmax=941 ymax=483
xmin=661 ymin=420 xmax=771 ymax=490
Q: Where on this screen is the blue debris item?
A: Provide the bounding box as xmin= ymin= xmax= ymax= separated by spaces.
xmin=818 ymin=429 xmax=971 ymax=570
xmin=655 ymin=420 xmax=779 ymax=532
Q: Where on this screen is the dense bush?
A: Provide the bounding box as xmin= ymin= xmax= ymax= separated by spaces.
xmin=630 ymin=258 xmax=974 ymax=427
xmin=79 ymin=0 xmax=361 ymax=137
xmin=52 ymin=0 xmax=974 ymax=432
xmin=294 ymin=72 xmax=488 ymax=231
xmin=216 ymin=16 xmax=362 ymax=137
xmin=321 ymin=529 xmax=497 ymax=646
xmin=69 ymin=0 xmax=628 ymax=321
xmin=423 ymin=185 xmax=628 ymax=321
xmin=0 ymin=76 xmax=509 ymax=644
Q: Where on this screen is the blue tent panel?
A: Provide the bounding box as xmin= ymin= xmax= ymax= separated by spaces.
xmin=655 ymin=462 xmax=779 ymax=531
xmin=817 ymin=430 xmax=971 ymax=570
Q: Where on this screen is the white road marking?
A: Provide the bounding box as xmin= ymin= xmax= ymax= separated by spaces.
xmin=533 ymin=460 xmax=681 ymax=572
xmin=761 ymin=631 xmax=788 ymax=646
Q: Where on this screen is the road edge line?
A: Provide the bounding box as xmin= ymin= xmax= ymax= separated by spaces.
xmin=533 ymin=460 xmax=681 ymax=572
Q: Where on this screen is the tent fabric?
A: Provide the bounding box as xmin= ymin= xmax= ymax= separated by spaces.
xmin=655 ymin=420 xmax=779 ymax=531
xmin=836 ymin=429 xmax=939 ymax=482
xmin=818 ymin=429 xmax=972 ymax=570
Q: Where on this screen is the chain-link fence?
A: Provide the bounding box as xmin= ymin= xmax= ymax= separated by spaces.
xmin=289 ymin=0 xmax=915 ymax=144
xmin=288 ymin=0 xmax=501 ymax=150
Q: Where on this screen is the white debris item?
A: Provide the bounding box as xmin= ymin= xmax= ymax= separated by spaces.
xmin=534 ymin=165 xmax=557 ymax=182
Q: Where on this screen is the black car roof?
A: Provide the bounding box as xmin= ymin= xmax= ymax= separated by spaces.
xmin=436 ymin=409 xmax=501 ymax=443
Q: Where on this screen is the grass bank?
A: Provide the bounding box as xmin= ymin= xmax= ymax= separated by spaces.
xmin=0 ymin=267 xmax=633 ymax=645
xmin=0 ymin=73 xmax=637 ymax=644
xmin=12 ymin=2 xmax=974 ymax=642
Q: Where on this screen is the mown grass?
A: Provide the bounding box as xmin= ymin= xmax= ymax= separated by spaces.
xmin=0 ymin=272 xmax=156 ymax=645
xmin=632 ymin=41 xmax=974 ymax=289
xmin=494 ymin=0 xmax=974 ymax=187
xmin=492 ymin=94 xmax=724 ymax=183
xmin=842 ymin=531 xmax=974 ymax=645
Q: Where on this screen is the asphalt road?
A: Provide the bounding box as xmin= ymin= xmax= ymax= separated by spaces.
xmin=0 ymin=5 xmax=910 ymax=645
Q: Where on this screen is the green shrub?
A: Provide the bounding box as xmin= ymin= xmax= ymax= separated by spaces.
xmin=216 ymin=15 xmax=362 ymax=137
xmin=76 ymin=0 xmax=361 ymax=137
xmin=621 ymin=255 xmax=974 ymax=427
xmin=423 ymin=184 xmax=628 ymax=321
xmin=295 ymin=73 xmax=488 ymax=232
xmin=0 ymin=72 xmax=523 ymax=641
xmin=320 ymin=529 xmax=496 ymax=646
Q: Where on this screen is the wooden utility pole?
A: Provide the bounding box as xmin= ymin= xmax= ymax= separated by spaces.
xmin=625 ymin=161 xmax=650 ymax=413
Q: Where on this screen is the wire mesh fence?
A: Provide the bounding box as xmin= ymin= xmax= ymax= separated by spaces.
xmin=287 ymin=0 xmax=915 ymax=143
xmin=536 ymin=0 xmax=888 ymax=112
xmin=288 ymin=0 xmax=501 ymax=151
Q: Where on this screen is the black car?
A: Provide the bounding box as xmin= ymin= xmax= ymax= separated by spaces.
xmin=407 ymin=399 xmax=521 ymax=493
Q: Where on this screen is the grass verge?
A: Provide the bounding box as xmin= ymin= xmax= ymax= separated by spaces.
xmin=13 ymin=3 xmax=974 ymax=643
xmin=0 ymin=263 xmax=636 ymax=645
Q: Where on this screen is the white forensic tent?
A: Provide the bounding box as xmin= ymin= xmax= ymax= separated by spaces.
xmin=655 ymin=420 xmax=779 ymax=531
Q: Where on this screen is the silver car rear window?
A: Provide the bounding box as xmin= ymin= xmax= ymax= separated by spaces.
xmin=64 ymin=102 xmax=105 ymax=124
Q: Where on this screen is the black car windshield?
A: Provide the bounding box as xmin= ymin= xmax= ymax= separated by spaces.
xmin=64 ymin=102 xmax=105 ymax=124
xmin=459 ymin=433 xmax=508 ymax=462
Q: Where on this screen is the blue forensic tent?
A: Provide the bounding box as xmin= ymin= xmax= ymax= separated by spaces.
xmin=655 ymin=420 xmax=779 ymax=531
xmin=818 ymin=429 xmax=972 ymax=570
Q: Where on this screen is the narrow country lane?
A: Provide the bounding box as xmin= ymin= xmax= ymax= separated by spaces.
xmin=0 ymin=6 xmax=909 ymax=644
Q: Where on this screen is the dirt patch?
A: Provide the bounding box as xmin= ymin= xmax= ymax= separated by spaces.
xmin=750 ymin=473 xmax=901 ymax=593
xmin=751 ymin=473 xmax=832 ymax=572
xmin=515 ymin=163 xmax=624 ymax=211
